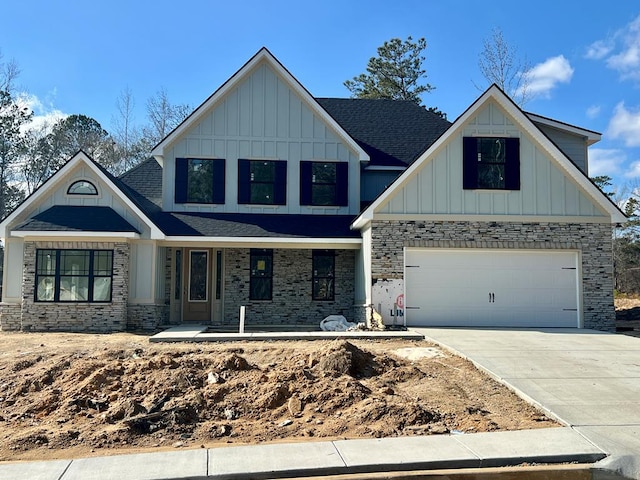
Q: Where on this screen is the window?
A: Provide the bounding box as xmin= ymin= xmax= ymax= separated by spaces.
xmin=312 ymin=250 xmax=335 ymax=301
xmin=463 ymin=137 xmax=520 ymax=190
xmin=67 ymin=180 xmax=98 ymax=195
xmin=35 ymin=249 xmax=113 ymax=302
xmin=300 ymin=161 xmax=348 ymax=206
xmin=250 ymin=249 xmax=273 ymax=300
xmin=238 ymin=159 xmax=286 ymax=205
xmin=175 ymin=158 xmax=225 ymax=204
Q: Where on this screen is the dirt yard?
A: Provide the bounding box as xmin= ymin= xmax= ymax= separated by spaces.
xmin=0 ymin=332 xmax=555 ymax=462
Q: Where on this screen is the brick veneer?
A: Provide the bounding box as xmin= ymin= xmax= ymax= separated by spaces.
xmin=13 ymin=241 xmax=130 ymax=332
xmin=223 ymin=248 xmax=355 ymax=327
xmin=369 ymin=220 xmax=615 ymax=331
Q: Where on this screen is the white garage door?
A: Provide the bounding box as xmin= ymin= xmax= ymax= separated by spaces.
xmin=404 ymin=249 xmax=579 ymax=328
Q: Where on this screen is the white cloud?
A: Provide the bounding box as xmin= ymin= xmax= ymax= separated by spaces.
xmin=520 ymin=55 xmax=574 ymax=98
xmin=588 ymin=14 xmax=640 ymax=82
xmin=625 ymin=160 xmax=640 ymax=178
xmin=607 ymin=102 xmax=640 ymax=147
xmin=589 ymin=148 xmax=627 ymax=176
xmin=586 ymin=40 xmax=614 ymax=60
xmin=586 ymin=105 xmax=601 ymax=119
xmin=16 ymin=91 xmax=67 ymax=134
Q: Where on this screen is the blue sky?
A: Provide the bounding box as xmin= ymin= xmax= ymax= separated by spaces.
xmin=2 ymin=0 xmax=640 ymax=192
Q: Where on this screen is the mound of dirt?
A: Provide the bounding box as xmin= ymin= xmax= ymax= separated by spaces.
xmin=0 ymin=333 xmax=556 ymax=461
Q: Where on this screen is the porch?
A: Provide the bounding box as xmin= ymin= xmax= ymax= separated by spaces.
xmin=149 ymin=324 xmax=424 ymax=343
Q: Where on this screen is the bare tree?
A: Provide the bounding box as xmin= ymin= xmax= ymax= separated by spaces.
xmin=110 ymin=87 xmax=142 ymax=174
xmin=477 ymin=28 xmax=531 ymax=107
xmin=0 ymin=49 xmax=20 ymax=93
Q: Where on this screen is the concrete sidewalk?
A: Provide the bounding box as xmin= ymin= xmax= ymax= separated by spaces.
xmin=416 ymin=327 xmax=640 ymax=478
xmin=0 ymin=427 xmax=605 ymax=480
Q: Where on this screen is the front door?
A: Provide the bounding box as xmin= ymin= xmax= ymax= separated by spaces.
xmin=183 ymin=248 xmax=211 ymax=322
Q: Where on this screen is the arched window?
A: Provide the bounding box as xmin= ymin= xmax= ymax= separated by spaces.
xmin=67 ymin=180 xmax=98 ymax=195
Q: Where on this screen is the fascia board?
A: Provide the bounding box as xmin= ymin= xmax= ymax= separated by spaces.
xmin=162 ymin=236 xmax=362 ymax=249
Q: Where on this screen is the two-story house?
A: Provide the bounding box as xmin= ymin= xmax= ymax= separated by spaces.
xmin=0 ymin=48 xmax=625 ymax=333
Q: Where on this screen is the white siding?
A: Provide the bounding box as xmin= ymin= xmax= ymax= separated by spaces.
xmin=163 ymin=61 xmax=361 ymax=215
xmin=379 ymin=102 xmax=607 ymax=219
xmin=2 ymin=237 xmax=24 ymax=302
xmin=129 ymin=242 xmax=155 ymax=302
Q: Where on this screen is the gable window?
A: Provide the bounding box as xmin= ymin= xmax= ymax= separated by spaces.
xmin=300 ymin=161 xmax=348 ymax=206
xmin=463 ymin=137 xmax=520 ymax=190
xmin=250 ymin=249 xmax=273 ymax=300
xmin=175 ymin=158 xmax=225 ymax=204
xmin=67 ymin=180 xmax=98 ymax=195
xmin=238 ymin=159 xmax=286 ymax=205
xmin=35 ymin=249 xmax=113 ymax=302
xmin=312 ymin=250 xmax=335 ymax=301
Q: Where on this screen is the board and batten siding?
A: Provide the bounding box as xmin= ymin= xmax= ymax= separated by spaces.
xmin=378 ymin=101 xmax=607 ymax=219
xmin=163 ymin=62 xmax=361 ymax=215
xmin=534 ymin=123 xmax=588 ymax=175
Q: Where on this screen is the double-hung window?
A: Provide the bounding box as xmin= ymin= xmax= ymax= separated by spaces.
xmin=35 ymin=249 xmax=113 ymax=302
xmin=463 ymin=137 xmax=520 ymax=190
xmin=312 ymin=250 xmax=335 ymax=301
xmin=175 ymin=158 xmax=226 ymax=204
xmin=300 ymin=161 xmax=348 ymax=206
xmin=250 ymin=249 xmax=273 ymax=300
xmin=238 ymin=160 xmax=287 ymax=205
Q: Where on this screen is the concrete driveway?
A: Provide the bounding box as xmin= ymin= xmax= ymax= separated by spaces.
xmin=414 ymin=328 xmax=640 ymax=456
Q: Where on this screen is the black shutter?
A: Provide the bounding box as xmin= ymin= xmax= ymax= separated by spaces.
xmin=274 ymin=160 xmax=287 ymax=205
xmin=212 ymin=159 xmax=226 ymax=204
xmin=300 ymin=161 xmax=312 ymax=205
xmin=175 ymin=158 xmax=188 ymax=203
xmin=462 ymin=137 xmax=478 ymax=190
xmin=238 ymin=159 xmax=250 ymax=204
xmin=336 ymin=162 xmax=349 ymax=206
xmin=505 ymin=137 xmax=520 ymax=190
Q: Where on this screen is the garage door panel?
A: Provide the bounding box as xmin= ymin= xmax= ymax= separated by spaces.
xmin=405 ymin=249 xmax=579 ymax=328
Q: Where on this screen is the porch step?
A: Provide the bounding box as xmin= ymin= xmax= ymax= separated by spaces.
xmin=149 ymin=326 xmax=424 ymax=343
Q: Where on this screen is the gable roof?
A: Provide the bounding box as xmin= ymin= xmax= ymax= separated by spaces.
xmin=0 ymin=151 xmax=163 ymax=240
xmin=151 ymin=48 xmax=369 ymax=163
xmin=317 ymin=98 xmax=451 ymax=167
xmin=352 ymin=84 xmax=626 ymax=229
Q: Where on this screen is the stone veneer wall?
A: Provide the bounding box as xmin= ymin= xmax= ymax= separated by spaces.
xmin=0 ymin=303 xmax=22 ymax=331
xmin=127 ymin=304 xmax=169 ymax=331
xmin=19 ymin=241 xmax=129 ymax=332
xmin=224 ymin=248 xmax=355 ymax=327
xmin=370 ymin=220 xmax=615 ymax=332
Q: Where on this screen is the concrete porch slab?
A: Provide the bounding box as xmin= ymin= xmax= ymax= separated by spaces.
xmin=149 ymin=326 xmax=424 ymax=342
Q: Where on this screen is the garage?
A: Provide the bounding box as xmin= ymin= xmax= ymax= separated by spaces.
xmin=404 ymin=249 xmax=580 ymax=328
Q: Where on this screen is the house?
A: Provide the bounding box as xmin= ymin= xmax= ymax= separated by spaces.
xmin=0 ymin=48 xmax=625 ymax=333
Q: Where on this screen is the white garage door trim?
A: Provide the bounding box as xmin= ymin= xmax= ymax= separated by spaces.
xmin=404 ymin=248 xmax=581 ymax=328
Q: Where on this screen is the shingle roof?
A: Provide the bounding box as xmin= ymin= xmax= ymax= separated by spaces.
xmin=14 ymin=206 xmax=140 ymax=233
xmin=316 ymin=98 xmax=451 ymax=167
xmin=155 ymin=212 xmax=359 ymax=238
xmin=118 ymin=158 xmax=163 ymax=208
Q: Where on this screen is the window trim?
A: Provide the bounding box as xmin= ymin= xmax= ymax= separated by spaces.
xmin=175 ymin=157 xmax=226 ymax=204
xmin=249 ymin=248 xmax=273 ymax=301
xmin=312 ymin=250 xmax=335 ymax=301
xmin=300 ymin=161 xmax=348 ymax=206
xmin=463 ymin=136 xmax=520 ymax=191
xmin=35 ymin=249 xmax=114 ymax=303
xmin=238 ymin=159 xmax=287 ymax=205
xmin=67 ymin=180 xmax=98 ymax=196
